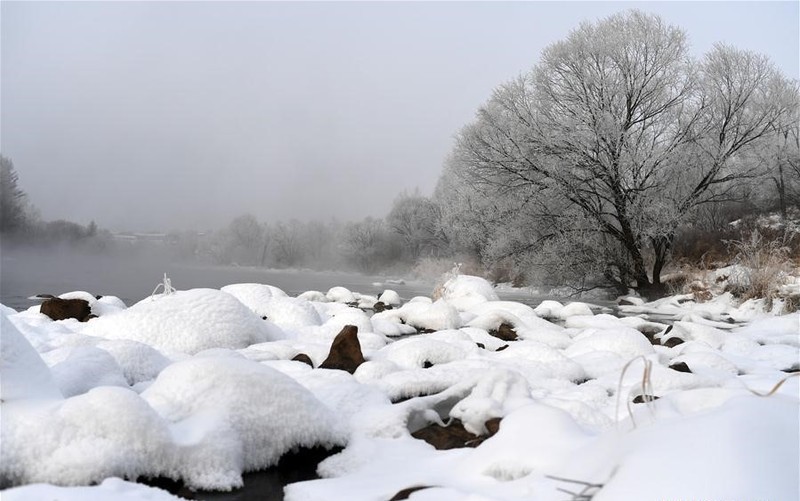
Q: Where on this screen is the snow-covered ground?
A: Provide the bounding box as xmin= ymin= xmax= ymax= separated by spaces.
xmin=1 ymin=276 xmax=798 ymax=500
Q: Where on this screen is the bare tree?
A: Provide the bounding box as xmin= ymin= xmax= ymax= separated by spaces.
xmin=387 ymin=192 xmax=449 ymax=261
xmin=444 ymin=10 xmax=795 ymax=290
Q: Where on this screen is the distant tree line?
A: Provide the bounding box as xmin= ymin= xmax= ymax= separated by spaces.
xmin=0 ymin=155 xmax=111 ymax=250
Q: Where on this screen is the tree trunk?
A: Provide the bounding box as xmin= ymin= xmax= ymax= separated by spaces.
xmin=650 ymin=234 xmax=674 ymax=285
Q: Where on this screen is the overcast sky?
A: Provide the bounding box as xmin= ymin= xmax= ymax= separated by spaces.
xmin=2 ymin=1 xmax=798 ymax=232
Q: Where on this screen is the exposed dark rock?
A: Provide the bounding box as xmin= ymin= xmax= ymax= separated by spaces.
xmin=638 ymin=325 xmax=663 ymax=345
xmin=484 ymin=417 xmax=501 ymax=435
xmin=262 ymin=316 xmax=268 ymax=320
xmin=495 ymin=344 xmax=509 ymax=352
xmin=422 ymin=360 xmax=434 ymax=369
xmin=411 ymin=417 xmax=501 ymax=450
xmin=488 ymin=323 xmax=518 ymax=342
xmin=415 ymin=328 xmax=436 ymax=334
xmin=40 ymin=298 xmax=92 ymax=322
xmin=632 ymin=394 xmax=660 ymax=404
xmin=373 ymin=301 xmax=387 ymax=313
xmin=476 ymin=343 xmax=485 ymax=349
xmin=319 ymin=325 xmax=365 ymax=374
xmin=292 ymin=353 xmax=314 ymax=368
xmin=136 ymin=477 xmax=195 ymax=499
xmin=192 ymin=445 xmax=344 ymax=501
xmin=662 ymin=337 xmax=685 ymax=348
xmin=782 ymin=364 xmax=800 ymax=374
xmin=389 ymin=485 xmax=434 ymax=500
xmin=617 ymin=298 xmax=638 ymax=306
xmin=669 ymin=362 xmax=692 ymax=373
xmin=95 ymin=295 xmax=103 ymax=300
xmin=34 ymin=294 xmax=57 ymax=299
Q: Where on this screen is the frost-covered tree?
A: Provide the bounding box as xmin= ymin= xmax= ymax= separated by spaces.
xmin=342 ymin=218 xmax=401 ymax=273
xmin=271 ymin=220 xmax=305 ymax=267
xmin=443 ymin=10 xmax=795 ymax=290
xmin=0 ymin=155 xmax=32 ymax=234
xmin=386 ymin=192 xmax=449 ymax=261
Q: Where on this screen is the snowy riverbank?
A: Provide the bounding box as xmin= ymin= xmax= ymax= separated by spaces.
xmin=1 ymin=275 xmax=798 ymax=500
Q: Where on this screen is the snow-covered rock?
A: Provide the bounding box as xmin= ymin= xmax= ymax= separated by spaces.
xmin=82 ymin=288 xmax=286 ymax=355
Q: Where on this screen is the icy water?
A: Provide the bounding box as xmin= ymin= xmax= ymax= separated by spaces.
xmin=0 ymin=248 xmax=565 ymax=311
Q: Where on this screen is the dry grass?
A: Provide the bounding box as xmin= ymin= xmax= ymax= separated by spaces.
xmin=726 ymin=230 xmax=795 ymax=309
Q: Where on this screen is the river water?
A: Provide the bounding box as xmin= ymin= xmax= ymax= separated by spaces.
xmin=0 ymin=248 xmax=556 ymax=311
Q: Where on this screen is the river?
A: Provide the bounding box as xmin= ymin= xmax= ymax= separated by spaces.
xmin=0 ymin=247 xmax=555 ymax=311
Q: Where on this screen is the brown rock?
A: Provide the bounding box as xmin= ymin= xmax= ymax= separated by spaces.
xmin=40 ymin=298 xmax=92 ymax=322
xmin=489 ymin=323 xmax=518 ymax=341
xmin=319 ymin=325 xmax=365 ymax=374
xmin=292 ymin=353 xmax=314 ymax=367
xmin=411 ymin=417 xmax=502 ymax=450
xmin=373 ymin=301 xmax=387 ymax=313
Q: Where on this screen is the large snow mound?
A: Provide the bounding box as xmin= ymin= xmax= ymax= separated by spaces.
xmin=141 ymin=357 xmax=347 ymax=486
xmin=82 ymin=289 xmax=286 ymax=355
xmin=0 ymin=313 xmax=63 ymax=401
xmin=220 ymin=283 xmax=288 ymax=317
xmin=438 ymin=275 xmax=499 ymax=310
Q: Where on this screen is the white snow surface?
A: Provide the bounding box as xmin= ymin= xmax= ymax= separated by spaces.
xmin=438 ymin=274 xmax=499 ymax=310
xmin=81 ymin=288 xmax=287 ymax=355
xmin=2 ymin=282 xmax=798 ymax=500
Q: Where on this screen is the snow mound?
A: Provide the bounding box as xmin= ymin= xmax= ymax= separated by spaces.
xmin=404 ymin=299 xmax=462 ymax=331
xmin=297 ymin=290 xmax=329 ymax=302
xmin=378 ymin=290 xmax=402 ymax=306
xmin=1 ymin=386 xmax=172 ymax=487
xmin=439 ymin=275 xmax=499 ymax=310
xmin=0 ymin=314 xmax=63 ymax=401
xmin=566 ymin=327 xmax=655 ymax=360
xmin=449 ymin=369 xmax=532 ymax=435
xmin=1 ymin=477 xmax=181 ymax=501
xmin=327 ymin=286 xmax=357 ymax=303
xmin=592 ymin=396 xmax=799 ymax=501
xmin=48 ymin=346 xmax=129 ymax=397
xmin=142 ymin=356 xmax=346 ymax=487
xmin=95 ymin=339 xmax=172 ymax=386
xmin=260 ymin=296 xmax=323 ymax=331
xmin=57 ymin=291 xmax=126 ymax=317
xmin=82 ymin=288 xmax=285 ymax=355
xmin=374 ymin=337 xmax=469 ymax=370
xmin=220 ymin=283 xmax=288 ymax=316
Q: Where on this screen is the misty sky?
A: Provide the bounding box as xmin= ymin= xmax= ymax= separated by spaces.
xmin=2 ymin=2 xmax=798 ymax=232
